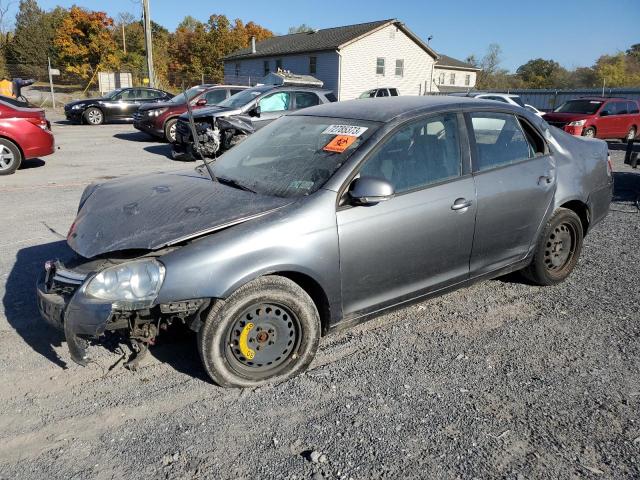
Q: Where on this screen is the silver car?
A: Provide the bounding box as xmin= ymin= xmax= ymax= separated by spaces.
xmin=37 ymin=97 xmax=613 ymax=387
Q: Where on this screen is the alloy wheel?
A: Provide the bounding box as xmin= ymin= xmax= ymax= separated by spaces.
xmin=0 ymin=145 xmax=15 ymax=171
xmin=87 ymin=109 xmax=103 ymax=125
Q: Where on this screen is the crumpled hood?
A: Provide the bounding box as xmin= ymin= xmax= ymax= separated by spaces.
xmin=179 ymin=105 xmax=241 ymax=121
xmin=67 ymin=170 xmax=292 ymax=258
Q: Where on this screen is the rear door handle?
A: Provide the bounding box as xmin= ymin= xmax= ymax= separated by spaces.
xmin=451 ymin=198 xmax=473 ymax=211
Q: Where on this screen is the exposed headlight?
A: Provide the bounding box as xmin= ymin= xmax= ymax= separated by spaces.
xmin=568 ymin=120 xmax=586 ymax=127
xmin=71 ymin=104 xmax=84 ymax=110
xmin=84 ymin=259 xmax=165 ymax=309
xmin=147 ymin=108 xmax=168 ymax=117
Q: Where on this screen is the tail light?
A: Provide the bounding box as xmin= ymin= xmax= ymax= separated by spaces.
xmin=606 ymin=153 xmax=612 ymax=177
xmin=25 ymin=117 xmax=49 ymax=130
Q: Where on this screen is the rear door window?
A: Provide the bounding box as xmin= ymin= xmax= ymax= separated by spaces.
xmin=470 ymin=112 xmax=534 ymax=172
xmin=294 ymin=92 xmax=320 ymax=109
xmin=376 ymin=89 xmax=389 ymax=97
xmin=389 ymin=88 xmax=399 ymax=96
xmin=614 ymin=102 xmax=628 ymax=115
xmin=204 ymin=89 xmax=227 ymax=105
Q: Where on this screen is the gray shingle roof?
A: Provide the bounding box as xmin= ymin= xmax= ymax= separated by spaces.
xmin=435 ymin=54 xmax=480 ymax=71
xmin=224 ymin=19 xmax=437 ymax=61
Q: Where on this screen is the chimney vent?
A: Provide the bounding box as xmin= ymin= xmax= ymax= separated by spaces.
xmin=251 ymin=36 xmax=256 ymax=54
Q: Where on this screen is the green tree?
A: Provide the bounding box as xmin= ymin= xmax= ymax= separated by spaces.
xmin=516 ymin=58 xmax=568 ymax=88
xmin=594 ymin=53 xmax=630 ymax=87
xmin=6 ymin=0 xmax=62 ymax=76
xmin=288 ymin=24 xmax=314 ymax=34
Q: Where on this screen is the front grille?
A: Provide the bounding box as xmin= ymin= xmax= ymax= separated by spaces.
xmin=47 ymin=265 xmax=87 ymax=296
xmin=133 ymin=112 xmax=142 ymax=122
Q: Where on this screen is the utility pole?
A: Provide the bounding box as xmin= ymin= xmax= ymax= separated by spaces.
xmin=142 ymin=0 xmax=155 ymax=88
xmin=122 ymin=23 xmax=126 ymax=54
xmin=47 ymin=56 xmax=55 ymax=108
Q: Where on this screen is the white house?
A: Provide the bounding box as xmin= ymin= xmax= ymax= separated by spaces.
xmin=433 ymin=54 xmax=481 ymax=93
xmin=223 ymin=19 xmax=477 ymax=100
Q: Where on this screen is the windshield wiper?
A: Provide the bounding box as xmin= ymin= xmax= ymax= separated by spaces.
xmin=216 ymin=176 xmax=256 ymax=193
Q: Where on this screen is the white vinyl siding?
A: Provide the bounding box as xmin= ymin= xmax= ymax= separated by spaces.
xmin=432 ymin=67 xmax=477 ymax=92
xmin=339 ymin=24 xmax=435 ymax=100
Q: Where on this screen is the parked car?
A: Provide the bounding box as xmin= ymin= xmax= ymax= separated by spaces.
xmin=64 ymin=87 xmax=173 ymax=125
xmin=449 ymin=92 xmax=539 ymax=112
xmin=524 ymin=104 xmax=545 ymax=116
xmin=37 ymin=96 xmax=612 ymax=387
xmin=543 ymin=97 xmax=640 ymax=141
xmin=133 ymin=84 xmax=248 ymax=142
xmin=359 ymin=87 xmax=400 ymax=98
xmin=0 ymin=95 xmax=54 ymax=175
xmin=172 ymin=84 xmax=336 ymax=159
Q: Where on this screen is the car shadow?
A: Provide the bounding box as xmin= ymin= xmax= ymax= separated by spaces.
xmin=19 ymin=158 xmax=46 ymax=170
xmin=143 ymin=144 xmax=174 ymax=159
xmin=113 ymin=131 xmax=154 ymax=142
xmin=3 ymin=240 xmax=76 ymax=369
xmin=147 ymin=327 xmax=211 ymax=382
xmin=607 ymin=140 xmax=639 ymax=153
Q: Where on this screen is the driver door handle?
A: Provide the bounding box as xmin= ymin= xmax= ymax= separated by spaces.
xmin=451 ymin=198 xmax=473 ymax=211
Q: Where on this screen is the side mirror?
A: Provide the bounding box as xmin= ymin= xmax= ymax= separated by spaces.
xmin=348 ymin=176 xmax=395 ymax=206
xmin=195 ymin=98 xmax=207 ymax=106
xmin=250 ymin=105 xmax=261 ymax=117
xmin=599 ymin=110 xmax=609 ymax=117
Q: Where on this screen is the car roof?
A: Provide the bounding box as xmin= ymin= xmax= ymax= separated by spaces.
xmin=290 ymin=96 xmax=513 ymax=122
xmin=577 ymin=96 xmax=629 ymax=102
xmin=451 ymin=92 xmax=519 ymax=98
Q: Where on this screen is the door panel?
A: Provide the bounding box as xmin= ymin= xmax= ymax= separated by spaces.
xmin=468 ymin=112 xmax=556 ymax=274
xmin=337 ymin=112 xmax=475 ymax=317
xmin=338 ymin=179 xmax=476 ymax=315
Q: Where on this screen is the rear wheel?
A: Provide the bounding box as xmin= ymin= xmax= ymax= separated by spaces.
xmin=197 ymin=276 xmax=321 ymax=388
xmin=0 ymin=138 xmax=22 ymax=175
xmin=582 ymin=127 xmax=596 ymax=138
xmin=84 ymin=107 xmax=104 ymax=125
xmin=164 ymin=118 xmax=178 ymax=142
xmin=522 ymin=208 xmax=583 ymax=286
xmin=625 ymin=126 xmax=637 ymax=142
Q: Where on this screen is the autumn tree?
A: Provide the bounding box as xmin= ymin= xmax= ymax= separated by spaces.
xmin=53 ymin=6 xmax=119 ymax=84
xmin=516 ymin=58 xmax=569 ymax=88
xmin=288 ymin=24 xmax=314 ymax=34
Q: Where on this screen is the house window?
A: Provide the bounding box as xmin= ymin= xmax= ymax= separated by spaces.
xmin=309 ymin=56 xmax=317 ymax=74
xmin=465 ymin=74 xmax=470 ymax=86
xmin=439 ymin=72 xmax=445 ymax=84
xmin=235 ymin=63 xmax=240 ymax=77
xmin=276 ymin=58 xmax=283 ymax=71
xmin=376 ymin=57 xmax=385 ymax=75
xmin=264 ymin=60 xmax=270 ymax=76
xmin=395 ymin=59 xmax=404 ymax=77
xmin=449 ymin=73 xmax=456 ymax=85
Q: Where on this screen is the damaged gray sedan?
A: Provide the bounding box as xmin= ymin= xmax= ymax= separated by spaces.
xmin=37 ymin=97 xmax=612 ymax=387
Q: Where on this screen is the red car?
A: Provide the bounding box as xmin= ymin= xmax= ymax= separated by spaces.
xmin=0 ymin=95 xmax=55 ymax=175
xmin=543 ymin=97 xmax=640 ymax=141
xmin=133 ymin=84 xmax=247 ymax=142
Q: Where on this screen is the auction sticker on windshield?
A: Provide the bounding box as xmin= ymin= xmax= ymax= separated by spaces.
xmin=322 ymin=125 xmax=368 ymax=137
xmin=323 ymin=135 xmax=358 ymax=153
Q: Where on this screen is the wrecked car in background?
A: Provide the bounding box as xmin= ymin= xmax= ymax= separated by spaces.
xmin=171 ymin=82 xmax=336 ymax=160
xmin=37 ymin=96 xmax=612 ymax=388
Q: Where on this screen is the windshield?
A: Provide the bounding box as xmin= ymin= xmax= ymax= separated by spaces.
xmin=104 ymin=89 xmax=123 ymax=99
xmin=510 ymin=96 xmax=525 ymax=108
xmin=212 ymin=115 xmax=380 ymax=198
xmin=217 ymin=87 xmax=271 ymax=109
xmin=554 ymin=100 xmax=603 ymax=114
xmin=170 ymin=86 xmax=204 ymax=104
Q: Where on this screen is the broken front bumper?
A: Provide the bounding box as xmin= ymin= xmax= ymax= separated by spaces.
xmin=37 ymin=261 xmax=113 ymax=365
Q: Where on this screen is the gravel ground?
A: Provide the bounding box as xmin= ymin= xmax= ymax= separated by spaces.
xmin=0 ymin=118 xmax=639 ymax=479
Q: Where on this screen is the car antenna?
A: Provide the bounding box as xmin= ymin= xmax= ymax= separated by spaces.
xmin=183 ymin=86 xmax=217 ymax=183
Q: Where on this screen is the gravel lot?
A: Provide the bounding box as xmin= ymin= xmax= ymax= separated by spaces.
xmin=0 ymin=117 xmax=639 ymax=479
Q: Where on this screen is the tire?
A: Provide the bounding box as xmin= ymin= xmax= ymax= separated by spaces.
xmin=83 ymin=107 xmax=104 ymax=125
xmin=522 ymin=208 xmax=584 ymax=286
xmin=0 ymin=138 xmax=22 ymax=175
xmin=582 ymin=127 xmax=596 ymax=138
xmin=625 ymin=126 xmax=637 ymax=142
xmin=197 ymin=276 xmax=321 ymax=388
xmin=164 ymin=118 xmax=178 ymax=143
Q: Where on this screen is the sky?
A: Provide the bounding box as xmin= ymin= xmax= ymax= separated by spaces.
xmin=18 ymin=0 xmax=640 ymax=72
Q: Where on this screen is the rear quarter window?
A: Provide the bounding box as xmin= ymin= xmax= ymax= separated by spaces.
xmin=628 ymin=101 xmax=640 ymax=114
